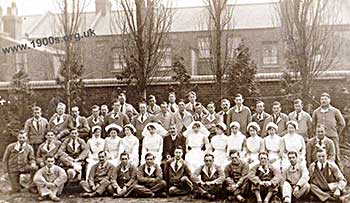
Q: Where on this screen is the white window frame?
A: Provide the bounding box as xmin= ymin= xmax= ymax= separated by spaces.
xmin=111 ymin=47 xmax=125 ymax=72
xmin=262 ymin=41 xmax=278 ymax=66
xmin=198 ymin=37 xmax=211 ymax=59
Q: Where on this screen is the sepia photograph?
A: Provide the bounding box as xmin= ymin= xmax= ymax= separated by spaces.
xmin=0 ymin=0 xmax=350 ymax=202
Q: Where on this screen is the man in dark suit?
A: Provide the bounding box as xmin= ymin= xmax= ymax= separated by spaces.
xmin=69 ymin=106 xmax=90 ymax=141
xmin=261 ymin=101 xmax=289 ymax=137
xmin=131 ymin=102 xmax=158 ymax=140
xmin=24 ymin=106 xmax=49 ymax=153
xmin=87 ymin=105 xmax=104 ymax=129
xmin=48 ymin=102 xmax=71 ymax=140
xmin=306 ymin=124 xmax=336 ymax=165
xmin=224 ymin=150 xmax=250 ymax=202
xmin=168 ymin=92 xmax=179 ymax=114
xmin=173 ymin=100 xmax=194 ymax=133
xmin=163 ymin=124 xmax=186 ymax=161
xmin=252 ymin=101 xmax=270 ymax=135
xmin=164 ymin=146 xmax=193 ymax=196
xmin=192 ymin=154 xmax=225 ymax=200
xmin=57 ymin=129 xmax=88 ymax=181
xmin=227 ymin=94 xmax=252 ymax=135
xmin=155 ymin=101 xmax=174 ymax=130
xmin=216 ymin=99 xmax=231 ymax=131
xmin=80 ymin=151 xmax=114 ymax=197
xmin=133 ymin=153 xmax=167 ymax=197
xmin=107 ymin=152 xmax=138 ymax=198
xmin=104 ymin=100 xmax=130 ymax=128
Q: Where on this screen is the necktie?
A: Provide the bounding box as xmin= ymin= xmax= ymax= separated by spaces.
xmin=296 ymin=112 xmax=300 ymax=121
xmin=180 ymin=112 xmax=184 ymax=119
xmin=318 ymin=139 xmax=322 ymax=146
xmin=56 ymin=116 xmax=60 ymax=123
xmin=19 ymin=143 xmax=23 ymax=152
xmin=273 ymin=115 xmax=278 ymax=124
xmin=73 ymin=139 xmax=77 ymax=152
xmin=47 ymin=142 xmax=51 ymax=151
xmin=141 ymin=114 xmax=144 ymax=122
xmin=94 ymin=118 xmax=97 ymax=123
xmin=223 ymin=113 xmax=227 ymax=124
xmin=73 ymin=118 xmax=77 ymax=127
xmin=147 ymin=166 xmax=151 ymax=174
xmin=321 ymin=164 xmax=324 ymax=171
xmin=175 ymin=160 xmax=179 ymax=171
xmin=34 ymin=120 xmax=39 ymax=131
xmin=170 ymin=104 xmax=175 ymax=113
xmin=121 ymin=104 xmax=124 ymax=113
xmin=207 ymin=167 xmax=212 ymax=177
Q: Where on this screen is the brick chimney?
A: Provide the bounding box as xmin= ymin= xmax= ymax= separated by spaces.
xmin=3 ymin=2 xmax=22 ymax=39
xmin=95 ymin=0 xmax=112 ymax=16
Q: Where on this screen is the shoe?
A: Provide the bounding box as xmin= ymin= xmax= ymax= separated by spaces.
xmin=209 ymin=194 xmax=216 ymax=201
xmin=81 ymin=193 xmax=91 ymax=198
xmin=38 ymin=196 xmax=47 ymax=201
xmin=113 ymin=193 xmax=119 ymax=198
xmin=51 ymin=196 xmax=61 ymax=202
xmin=227 ymin=196 xmax=234 ymax=201
xmin=29 ymin=187 xmax=38 ymax=194
xmin=159 ymin=192 xmax=167 ymax=198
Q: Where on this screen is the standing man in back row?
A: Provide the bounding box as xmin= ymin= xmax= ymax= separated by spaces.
xmin=227 ymin=94 xmax=252 ymax=135
xmin=288 ymin=99 xmax=312 ymax=141
xmin=312 ymin=92 xmax=345 ymax=170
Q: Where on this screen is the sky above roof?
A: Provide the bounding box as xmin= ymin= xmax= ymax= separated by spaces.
xmin=0 ymin=0 xmax=278 ymax=16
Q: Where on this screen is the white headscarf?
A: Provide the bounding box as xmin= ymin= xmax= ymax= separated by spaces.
xmin=183 ymin=121 xmax=210 ymax=138
xmin=142 ymin=122 xmax=168 ymax=137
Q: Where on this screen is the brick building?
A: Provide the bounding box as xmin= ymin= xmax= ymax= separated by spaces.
xmin=1 ymin=0 xmax=350 ymax=82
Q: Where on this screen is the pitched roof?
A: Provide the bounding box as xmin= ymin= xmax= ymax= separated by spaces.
xmin=8 ymin=2 xmax=350 ymax=39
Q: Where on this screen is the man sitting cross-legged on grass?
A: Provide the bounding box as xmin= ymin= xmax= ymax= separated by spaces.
xmin=107 ymin=152 xmax=138 ymax=198
xmin=281 ymin=151 xmax=310 ymax=203
xmin=192 ymin=153 xmax=225 ymax=201
xmin=164 ymin=146 xmax=194 ymax=196
xmin=223 ymin=149 xmax=250 ymax=203
xmin=80 ymin=151 xmax=114 ymax=198
xmin=309 ymin=148 xmax=348 ymax=203
xmin=133 ymin=152 xmax=167 ymax=197
xmin=248 ymin=151 xmax=282 ymax=203
xmin=33 ymin=155 xmax=67 ymax=202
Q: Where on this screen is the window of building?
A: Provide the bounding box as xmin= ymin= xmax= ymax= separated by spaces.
xmin=198 ymin=37 xmax=211 ymax=59
xmin=111 ymin=47 xmax=125 ymax=71
xmin=228 ymin=37 xmax=241 ymax=58
xmin=159 ymin=47 xmax=172 ymax=68
xmin=262 ymin=41 xmax=278 ymax=66
xmin=15 ymin=53 xmax=28 ymax=72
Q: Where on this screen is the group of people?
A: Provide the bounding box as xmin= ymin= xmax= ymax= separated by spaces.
xmin=2 ymin=91 xmax=349 ymax=202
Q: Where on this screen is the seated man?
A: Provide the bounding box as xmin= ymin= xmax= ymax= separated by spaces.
xmin=164 ymin=146 xmax=193 ymax=196
xmin=2 ymin=131 xmax=38 ymax=193
xmin=281 ymin=151 xmax=310 ymax=203
xmin=33 ymin=155 xmax=67 ymax=202
xmin=248 ymin=151 xmax=282 ymax=203
xmin=224 ymin=150 xmax=250 ymax=203
xmin=306 ymin=124 xmax=335 ymax=165
xmin=193 ymin=154 xmax=225 ymax=200
xmin=57 ymin=129 xmax=88 ymax=181
xmin=36 ymin=131 xmax=62 ymax=168
xmin=80 ymin=151 xmax=114 ymax=197
xmin=133 ymin=153 xmax=167 ymax=197
xmin=69 ymin=106 xmax=90 ymax=141
xmin=107 ymin=152 xmax=138 ymax=198
xmin=309 ymin=149 xmax=347 ymax=202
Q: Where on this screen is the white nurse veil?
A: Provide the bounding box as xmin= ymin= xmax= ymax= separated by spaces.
xmin=183 ymin=121 xmax=210 ymax=138
xmin=142 ymin=122 xmax=168 ymax=137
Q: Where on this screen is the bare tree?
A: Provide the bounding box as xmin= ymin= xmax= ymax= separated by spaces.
xmin=56 ymin=0 xmax=87 ymax=113
xmin=200 ymin=0 xmax=234 ymax=100
xmin=113 ymin=0 xmax=173 ymax=100
xmin=276 ymin=0 xmax=341 ymax=99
